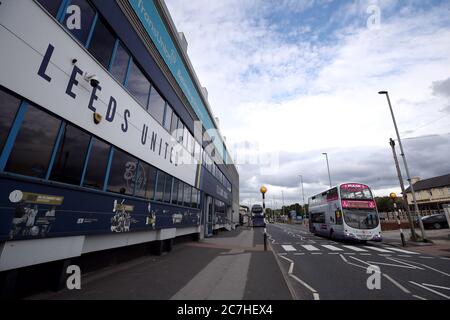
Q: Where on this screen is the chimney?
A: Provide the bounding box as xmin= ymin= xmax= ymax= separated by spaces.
xmin=411 ymin=177 xmax=421 ymax=185
xmin=178 ymin=32 xmax=188 ymax=53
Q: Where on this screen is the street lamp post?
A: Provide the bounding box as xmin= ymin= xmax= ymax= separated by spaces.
xmin=260 ymin=186 xmax=268 ymax=251
xmin=389 ymin=138 xmax=417 ymax=241
xmin=299 ymin=175 xmax=306 ymax=206
xmin=322 ymin=153 xmax=332 ymax=188
xmin=379 ymin=91 xmax=427 ymax=241
xmin=299 ymin=175 xmax=306 ymax=216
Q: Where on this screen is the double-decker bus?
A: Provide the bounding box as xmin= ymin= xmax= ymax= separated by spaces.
xmin=308 ymin=183 xmax=381 ymax=242
xmin=251 ymin=204 xmax=266 ymax=228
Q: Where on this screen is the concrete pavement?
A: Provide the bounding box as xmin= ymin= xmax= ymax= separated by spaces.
xmin=29 ymin=227 xmax=292 ymax=300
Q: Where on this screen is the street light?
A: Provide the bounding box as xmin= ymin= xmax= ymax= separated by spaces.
xmin=260 ymin=186 xmax=268 ymax=251
xmin=379 ymin=90 xmax=427 ymax=241
xmin=299 ymin=174 xmax=306 ymax=214
xmin=322 ymin=153 xmax=332 ymax=188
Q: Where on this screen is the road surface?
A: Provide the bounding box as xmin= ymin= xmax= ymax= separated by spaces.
xmin=268 ymin=223 xmax=450 ymax=300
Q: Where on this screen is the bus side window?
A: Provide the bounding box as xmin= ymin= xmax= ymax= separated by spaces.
xmin=335 ymin=210 xmax=343 ymax=225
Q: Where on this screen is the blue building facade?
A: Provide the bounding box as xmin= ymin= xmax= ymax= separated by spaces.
xmin=0 ymin=0 xmax=239 ymax=271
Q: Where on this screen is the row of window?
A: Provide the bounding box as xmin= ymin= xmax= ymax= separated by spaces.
xmin=203 ymin=152 xmax=232 ymax=192
xmin=37 ymin=0 xmax=232 ymax=194
xmin=0 ymin=88 xmax=200 ymax=208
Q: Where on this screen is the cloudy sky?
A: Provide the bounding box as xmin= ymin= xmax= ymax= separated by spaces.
xmin=165 ymin=0 xmax=450 ymax=208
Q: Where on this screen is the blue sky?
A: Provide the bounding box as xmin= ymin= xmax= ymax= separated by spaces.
xmin=165 ymin=0 xmax=450 ymax=205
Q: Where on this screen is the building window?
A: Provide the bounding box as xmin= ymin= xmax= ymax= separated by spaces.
xmin=5 ymin=105 xmax=61 ymax=178
xmin=83 ymin=137 xmax=110 ymax=190
xmin=127 ymin=61 xmax=151 ymax=108
xmin=135 ymin=162 xmax=156 ymax=200
xmin=148 ymin=87 xmax=165 ymax=126
xmin=107 ymin=148 xmax=138 ymax=195
xmin=177 ymin=122 xmax=184 ymax=144
xmin=177 ymin=181 xmax=184 ymax=206
xmin=110 ymin=42 xmax=130 ymax=85
xmin=155 ymin=171 xmax=166 ymax=202
xmin=36 ymin=0 xmax=63 ymax=18
xmin=87 ymin=17 xmax=116 ymax=69
xmin=0 ymin=88 xmax=21 ymax=152
xmin=172 ymin=179 xmax=179 ymax=205
xmin=50 ymin=124 xmax=91 ymax=185
xmin=163 ymin=105 xmax=173 ymax=131
xmin=183 ymin=184 xmax=192 ymax=207
xmin=164 ymin=175 xmax=173 ymax=203
xmin=62 ymin=0 xmax=96 ymax=45
xmin=191 ymin=188 xmax=198 ymax=208
xmin=183 ymin=127 xmax=189 ymax=149
xmin=170 ymin=113 xmax=179 ymax=137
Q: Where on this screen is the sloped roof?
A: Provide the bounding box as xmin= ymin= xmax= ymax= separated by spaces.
xmin=405 ymin=174 xmax=450 ymax=193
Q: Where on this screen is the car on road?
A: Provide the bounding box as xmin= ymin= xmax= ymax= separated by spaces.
xmin=421 ymin=214 xmax=449 ymax=230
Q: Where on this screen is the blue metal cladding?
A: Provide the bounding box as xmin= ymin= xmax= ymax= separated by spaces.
xmin=127 ymin=0 xmax=226 ymax=163
xmin=0 ymin=176 xmax=200 ymax=241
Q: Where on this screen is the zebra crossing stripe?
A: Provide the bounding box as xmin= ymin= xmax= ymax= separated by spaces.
xmin=364 ymin=246 xmax=393 ymax=253
xmin=302 ymin=245 xmax=320 ymax=251
xmin=343 ymin=245 xmax=368 ymax=252
xmin=384 ymin=247 xmax=420 ymax=255
xmin=321 ymin=245 xmax=343 ymax=251
xmin=281 ymin=245 xmax=297 ymax=252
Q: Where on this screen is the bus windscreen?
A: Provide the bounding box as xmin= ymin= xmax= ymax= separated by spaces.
xmin=340 ymin=184 xmax=373 ymax=200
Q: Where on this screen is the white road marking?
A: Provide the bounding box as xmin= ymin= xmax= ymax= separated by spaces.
xmin=419 ymin=256 xmax=434 ymax=259
xmin=339 ymin=254 xmax=366 ymax=270
xmin=413 ymin=295 xmax=427 ymax=300
xmin=422 ymin=283 xmax=450 ymax=291
xmin=348 ymin=256 xmax=413 ymax=295
xmin=278 ymin=255 xmax=320 ymax=300
xmin=311 ymin=253 xmax=323 ymax=255
xmin=343 ymin=245 xmax=368 ymax=252
xmin=328 ymin=253 xmax=340 ymax=255
xmin=392 ymin=257 xmax=449 ymax=276
xmin=366 ymin=261 xmax=420 ymax=269
xmin=409 ymin=282 xmax=450 ymax=300
xmin=384 ymin=247 xmax=419 ymax=255
xmin=364 ymin=246 xmax=393 ymax=253
xmin=294 ymin=253 xmax=305 ymax=256
xmin=302 ymin=245 xmax=320 ymax=251
xmin=321 ymin=245 xmax=343 ymax=252
xmin=383 ymin=274 xmax=411 ymax=294
xmin=384 ymin=257 xmax=424 ymax=270
xmin=281 ymin=245 xmax=297 ymax=252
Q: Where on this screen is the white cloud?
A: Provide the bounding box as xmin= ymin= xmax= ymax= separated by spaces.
xmin=165 ymin=0 xmax=450 ymax=205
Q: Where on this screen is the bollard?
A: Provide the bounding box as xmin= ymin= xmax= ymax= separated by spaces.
xmin=397 ymin=215 xmax=406 ymax=247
